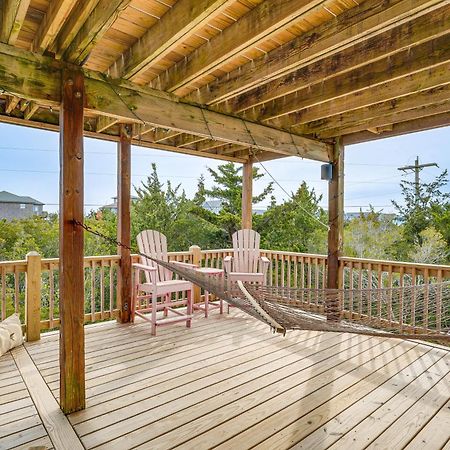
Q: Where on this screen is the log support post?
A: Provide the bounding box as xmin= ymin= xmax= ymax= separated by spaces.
xmin=327 ymin=138 xmax=344 ymax=319
xmin=242 ymin=159 xmax=253 ymax=229
xmin=117 ymin=124 xmax=132 ymax=323
xmin=189 ymin=245 xmax=202 ymax=303
xmin=25 ymin=251 xmax=41 ymax=342
xmin=59 ymin=68 xmax=85 ymax=413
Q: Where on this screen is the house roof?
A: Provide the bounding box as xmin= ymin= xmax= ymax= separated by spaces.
xmin=0 ymin=191 xmax=44 ymax=205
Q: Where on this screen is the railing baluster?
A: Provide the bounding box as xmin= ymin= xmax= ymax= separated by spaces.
xmin=411 ymin=267 xmax=416 ymax=328
xmin=49 ymin=265 xmax=55 ymax=329
xmin=100 ymin=262 xmax=105 ymax=318
xmin=377 ymin=264 xmax=382 ymax=321
xmin=14 ymin=269 xmax=19 ymax=313
xmin=399 ymin=267 xmax=404 ymax=331
xmin=1 ymin=267 xmax=6 ymax=321
xmin=436 ymin=269 xmax=442 ymax=332
xmin=91 ymin=260 xmax=95 ymax=322
xmin=423 ymin=268 xmax=429 ymax=329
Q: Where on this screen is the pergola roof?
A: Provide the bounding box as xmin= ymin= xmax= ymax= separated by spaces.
xmin=0 ymin=0 xmax=449 ymax=162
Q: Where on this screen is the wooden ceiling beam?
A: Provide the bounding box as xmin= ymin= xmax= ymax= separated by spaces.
xmin=51 ymin=0 xmax=99 ymax=59
xmin=343 ymin=111 xmax=450 ymax=145
xmin=298 ymin=84 xmax=450 ymax=135
xmin=63 ymin=0 xmax=131 ymax=64
xmin=288 ymin=61 xmax=450 ymax=130
xmin=33 ymin=0 xmax=77 ymax=54
xmin=153 ymin=0 xmax=326 ymax=93
xmin=260 ymin=34 xmax=450 ymax=125
xmin=5 ymin=95 xmax=20 ymax=114
xmin=96 ymin=115 xmax=118 ymax=132
xmin=23 ymin=101 xmax=39 ymax=120
xmin=316 ymin=99 xmax=450 ymax=139
xmin=187 ymin=0 xmax=447 ymax=106
xmin=219 ymin=6 xmax=450 ymax=114
xmin=110 ymin=0 xmax=235 ymax=80
xmin=0 ymin=43 xmax=331 ymax=161
xmin=1 ymin=0 xmax=31 ymax=45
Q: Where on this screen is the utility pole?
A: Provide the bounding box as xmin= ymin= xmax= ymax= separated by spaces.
xmin=398 ymin=156 xmax=438 ymax=202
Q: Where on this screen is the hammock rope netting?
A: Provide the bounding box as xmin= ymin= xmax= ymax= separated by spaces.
xmin=151 ymin=258 xmax=450 ymax=344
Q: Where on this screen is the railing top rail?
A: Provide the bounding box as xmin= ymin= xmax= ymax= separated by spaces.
xmin=340 ymin=256 xmax=450 ymax=272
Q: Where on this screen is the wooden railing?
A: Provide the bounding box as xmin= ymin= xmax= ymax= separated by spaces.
xmin=1 ymin=248 xmax=449 ymax=340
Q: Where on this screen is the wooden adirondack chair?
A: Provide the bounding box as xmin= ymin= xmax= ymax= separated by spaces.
xmin=132 ymin=230 xmax=195 ymax=336
xmin=224 ymin=229 xmax=270 ymax=285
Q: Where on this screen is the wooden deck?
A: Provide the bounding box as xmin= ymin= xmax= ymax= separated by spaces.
xmin=1 ymin=310 xmax=450 ymax=450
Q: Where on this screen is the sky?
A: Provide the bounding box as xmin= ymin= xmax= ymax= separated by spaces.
xmin=0 ymin=122 xmax=449 ymax=215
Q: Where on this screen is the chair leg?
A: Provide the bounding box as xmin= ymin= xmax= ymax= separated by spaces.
xmin=186 ymin=290 xmax=192 ymax=328
xmin=164 ymin=294 xmax=169 ymax=317
xmin=151 ymin=291 xmax=157 ymax=336
xmin=220 ymin=297 xmax=223 ymax=315
xmin=204 ymin=289 xmax=209 ymax=318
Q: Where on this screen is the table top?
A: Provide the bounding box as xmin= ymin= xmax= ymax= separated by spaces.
xmin=195 ymin=267 xmax=224 ymax=275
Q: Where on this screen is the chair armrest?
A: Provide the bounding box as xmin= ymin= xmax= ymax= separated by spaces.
xmin=224 ymin=256 xmax=232 ymax=274
xmin=171 ymin=261 xmax=198 ymax=269
xmin=133 ymin=263 xmax=157 ymax=272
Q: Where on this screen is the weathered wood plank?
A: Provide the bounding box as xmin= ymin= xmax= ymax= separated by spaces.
xmin=188 ymin=0 xmax=447 ymax=105
xmin=256 ymin=34 xmax=450 ymax=123
xmin=11 ymin=346 xmax=84 ymax=449
xmin=0 ymin=0 xmax=31 ymax=45
xmin=211 ymin=5 xmax=450 ymax=112
xmin=111 ymin=0 xmax=234 ymax=80
xmin=0 ymin=43 xmax=331 ymax=161
xmin=59 ymin=68 xmax=85 ymax=413
xmin=33 ymin=0 xmax=77 ymax=54
xmin=327 ymin=138 xmax=344 ymax=293
xmin=117 ymin=124 xmax=132 ymax=323
xmin=242 ymin=160 xmax=253 ymax=230
xmin=63 ymin=0 xmax=131 ymax=64
xmin=154 ymin=0 xmax=325 ymax=93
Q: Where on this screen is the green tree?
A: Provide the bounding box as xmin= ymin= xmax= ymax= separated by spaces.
xmin=407 ymin=226 xmax=449 ymax=264
xmin=393 ymin=170 xmax=449 ymax=246
xmin=256 ymin=183 xmax=328 ymax=253
xmin=198 ymin=162 xmax=273 ymax=242
xmin=344 ymin=209 xmax=403 ymax=260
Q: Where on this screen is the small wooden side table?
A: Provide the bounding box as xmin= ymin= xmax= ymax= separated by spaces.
xmin=193 ymin=267 xmax=224 ymax=318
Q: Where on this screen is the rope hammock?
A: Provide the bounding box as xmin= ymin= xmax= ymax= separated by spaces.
xmin=153 ymin=258 xmax=450 ymax=344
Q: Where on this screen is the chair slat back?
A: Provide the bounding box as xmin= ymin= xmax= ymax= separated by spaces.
xmin=136 ymin=230 xmax=172 ymax=283
xmin=232 ymin=229 xmax=260 ymax=273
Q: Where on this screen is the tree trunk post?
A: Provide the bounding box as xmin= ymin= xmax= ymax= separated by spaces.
xmin=242 ymin=159 xmax=253 ymax=229
xmin=25 ymin=251 xmax=41 ymax=342
xmin=327 ymin=138 xmax=344 ymax=319
xmin=189 ymin=245 xmax=202 ymax=303
xmin=59 ymin=68 xmax=85 ymax=413
xmin=117 ymin=124 xmax=132 ymax=323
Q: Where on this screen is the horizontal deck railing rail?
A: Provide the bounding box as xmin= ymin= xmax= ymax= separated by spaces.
xmin=1 ymin=248 xmax=449 ymax=340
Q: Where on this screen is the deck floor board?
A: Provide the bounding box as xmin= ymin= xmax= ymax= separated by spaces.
xmin=0 ymin=309 xmax=448 ymax=449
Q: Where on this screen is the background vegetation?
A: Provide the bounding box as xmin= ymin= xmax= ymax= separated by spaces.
xmin=0 ymin=162 xmax=449 ymax=264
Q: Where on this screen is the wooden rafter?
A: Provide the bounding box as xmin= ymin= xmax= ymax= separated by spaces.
xmin=96 ymin=115 xmax=118 ymax=133
xmin=33 ymin=0 xmax=77 ymax=54
xmin=5 ymin=95 xmax=20 ymax=113
xmin=0 ymin=43 xmax=331 ymax=161
xmin=110 ymin=0 xmax=235 ymax=80
xmin=218 ymin=6 xmax=450 ymax=114
xmin=242 ymin=33 xmax=450 ymax=123
xmin=343 ymin=111 xmax=450 ymax=145
xmin=288 ymin=62 xmax=450 ymax=130
xmin=187 ymin=0 xmax=448 ymax=105
xmin=63 ymin=0 xmax=131 ymax=64
xmin=23 ymin=101 xmax=39 ymax=120
xmin=153 ymin=0 xmax=326 ymax=93
xmin=0 ymin=0 xmax=31 ymax=45
xmin=51 ymin=0 xmax=100 ymax=59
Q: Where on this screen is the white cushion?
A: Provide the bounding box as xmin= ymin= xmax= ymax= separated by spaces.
xmin=0 ymin=313 xmax=23 ymax=357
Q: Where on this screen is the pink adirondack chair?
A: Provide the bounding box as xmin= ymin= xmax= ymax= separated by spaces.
xmin=224 ymin=229 xmax=270 ymax=285
xmin=132 ymin=230 xmax=196 ymax=336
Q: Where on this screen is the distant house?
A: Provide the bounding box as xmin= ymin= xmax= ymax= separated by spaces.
xmin=0 ymin=191 xmax=44 ymax=220
xmin=102 ymin=196 xmax=138 ymax=213
xmin=203 ymin=199 xmax=266 ymax=215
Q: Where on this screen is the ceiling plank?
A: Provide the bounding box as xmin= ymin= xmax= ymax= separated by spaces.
xmin=96 ymin=115 xmax=118 ymax=132
xmin=287 ymin=61 xmax=450 ymax=129
xmin=342 ymin=112 xmax=450 ymax=145
xmin=298 ymin=84 xmax=450 ymax=135
xmin=5 ymin=95 xmax=20 ymax=113
xmin=152 ymin=0 xmax=326 ymax=93
xmin=1 ymin=0 xmax=31 ymax=45
xmin=321 ymin=101 xmax=450 ymax=139
xmin=51 ymin=0 xmax=100 ymax=59
xmin=226 ymin=7 xmax=450 ymax=117
xmin=110 ymin=0 xmax=235 ymax=80
xmin=258 ymin=34 xmax=450 ymax=124
xmin=63 ymin=0 xmax=131 ymax=64
xmin=0 ymin=43 xmax=331 ymax=162
xmin=188 ymin=0 xmax=447 ymax=105
xmin=33 ymin=0 xmax=77 ymax=54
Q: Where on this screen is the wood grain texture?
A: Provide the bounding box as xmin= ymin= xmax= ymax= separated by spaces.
xmin=59 ymin=68 xmax=86 ymax=413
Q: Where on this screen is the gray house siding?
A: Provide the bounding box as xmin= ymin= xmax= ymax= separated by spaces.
xmin=0 ymin=202 xmax=44 ymax=220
